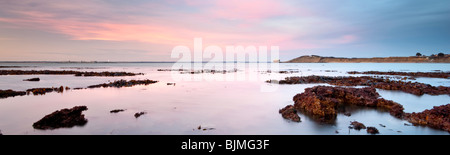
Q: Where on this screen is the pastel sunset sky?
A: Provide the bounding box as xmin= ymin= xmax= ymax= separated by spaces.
xmin=0 ymin=0 xmax=449 ymax=61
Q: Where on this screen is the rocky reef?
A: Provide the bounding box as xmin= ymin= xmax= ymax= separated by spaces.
xmin=279 ymin=105 xmax=301 ymax=122
xmin=0 ymin=70 xmax=143 ymax=77
xmin=366 ymin=127 xmax=379 ymax=134
xmin=405 ymin=104 xmax=450 ymax=133
xmin=26 ymin=86 xmax=69 ymax=95
xmin=269 ymin=75 xmax=450 ymax=96
xmin=0 ymin=89 xmax=26 ymax=99
xmin=348 ymin=71 xmax=450 ymax=79
xmin=32 ymin=106 xmax=88 ymax=130
xmin=290 ymin=86 xmax=404 ymax=122
xmin=349 ymin=121 xmax=366 ymax=130
xmin=87 ymin=79 xmax=158 ymax=88
xmin=279 ymin=85 xmax=450 ymax=133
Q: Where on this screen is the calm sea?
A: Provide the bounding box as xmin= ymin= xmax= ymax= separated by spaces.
xmin=0 ymin=62 xmax=449 ymax=135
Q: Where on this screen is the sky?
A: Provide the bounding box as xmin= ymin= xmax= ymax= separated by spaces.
xmin=0 ymin=0 xmax=449 ymax=61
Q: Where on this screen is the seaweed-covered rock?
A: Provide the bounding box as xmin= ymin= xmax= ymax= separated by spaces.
xmin=405 ymin=104 xmax=450 ymax=133
xmin=269 ymin=75 xmax=450 ymax=96
xmin=33 ymin=106 xmax=88 ymax=130
xmin=349 ymin=121 xmax=366 ymax=130
xmin=87 ymin=79 xmax=158 ymax=88
xmin=366 ymin=127 xmax=379 ymax=134
xmin=0 ymin=89 xmax=26 ymax=99
xmin=292 ymin=86 xmax=404 ymax=121
xmin=0 ymin=70 xmax=142 ymax=77
xmin=348 ymin=71 xmax=450 ymax=79
xmin=279 ymin=105 xmax=301 ymax=122
xmin=26 ymin=86 xmax=66 ymax=95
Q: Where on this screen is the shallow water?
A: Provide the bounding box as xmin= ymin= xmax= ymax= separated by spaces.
xmin=0 ymin=62 xmax=449 ymax=135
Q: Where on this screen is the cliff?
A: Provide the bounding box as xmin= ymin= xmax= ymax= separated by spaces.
xmin=285 ymin=55 xmax=450 ymax=63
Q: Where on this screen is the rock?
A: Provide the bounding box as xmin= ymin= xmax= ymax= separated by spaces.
xmin=167 ymin=83 xmax=176 ymax=86
xmin=269 ymin=75 xmax=450 ymax=96
xmin=32 ymin=106 xmax=88 ymax=130
xmin=134 ymin=112 xmax=147 ymax=118
xmin=23 ymin=77 xmax=40 ymax=81
xmin=291 ymin=86 xmax=404 ymax=122
xmin=26 ymin=86 xmax=66 ymax=95
xmin=405 ymin=104 xmax=450 ymax=133
xmin=110 ymin=109 xmax=126 ymax=113
xmin=279 ymin=105 xmax=301 ymax=122
xmin=366 ymin=127 xmax=379 ymax=134
xmin=344 ymin=112 xmax=352 ymax=117
xmin=348 ymin=71 xmax=450 ymax=79
xmin=0 ymin=70 xmax=143 ymax=77
xmin=196 ymin=125 xmax=215 ymax=131
xmin=379 ymin=124 xmax=386 ymax=127
xmin=87 ymin=79 xmax=158 ymax=89
xmin=349 ymin=121 xmax=366 ymax=130
xmin=0 ymin=89 xmax=26 ymax=99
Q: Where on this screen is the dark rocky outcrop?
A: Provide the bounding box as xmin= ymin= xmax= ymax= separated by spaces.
xmin=23 ymin=77 xmax=40 ymax=81
xmin=291 ymin=86 xmax=404 ymax=121
xmin=134 ymin=112 xmax=147 ymax=118
xmin=268 ymin=75 xmax=450 ymax=96
xmin=366 ymin=127 xmax=379 ymax=134
xmin=279 ymin=105 xmax=301 ymax=122
xmin=405 ymin=104 xmax=450 ymax=133
xmin=0 ymin=89 xmax=26 ymax=99
xmin=110 ymin=109 xmax=126 ymax=113
xmin=348 ymin=71 xmax=450 ymax=79
xmin=349 ymin=121 xmax=366 ymax=130
xmin=0 ymin=70 xmax=143 ymax=77
xmin=26 ymin=86 xmax=69 ymax=95
xmin=87 ymin=79 xmax=158 ymax=88
xmin=32 ymin=106 xmax=88 ymax=130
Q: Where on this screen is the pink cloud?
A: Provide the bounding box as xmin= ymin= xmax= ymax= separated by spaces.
xmin=329 ymin=34 xmax=358 ymax=44
xmin=208 ymin=0 xmax=290 ymax=21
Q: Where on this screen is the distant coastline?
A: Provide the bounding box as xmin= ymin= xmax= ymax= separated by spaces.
xmin=284 ymin=54 xmax=450 ymax=63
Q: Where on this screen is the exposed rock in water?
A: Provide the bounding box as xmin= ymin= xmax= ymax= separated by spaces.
xmin=291 ymin=86 xmax=404 ymax=122
xmin=348 ymin=71 xmax=450 ymax=79
xmin=87 ymin=79 xmax=158 ymax=88
xmin=0 ymin=89 xmax=26 ymax=99
xmin=279 ymin=105 xmax=301 ymax=122
xmin=349 ymin=121 xmax=366 ymax=130
xmin=0 ymin=70 xmax=143 ymax=77
xmin=366 ymin=127 xmax=379 ymax=134
xmin=110 ymin=109 xmax=126 ymax=113
xmin=23 ymin=77 xmax=40 ymax=81
xmin=405 ymin=104 xmax=450 ymax=133
xmin=134 ymin=112 xmax=147 ymax=118
xmin=26 ymin=86 xmax=68 ymax=95
xmin=32 ymin=106 xmax=88 ymax=130
xmin=268 ymin=75 xmax=450 ymax=96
